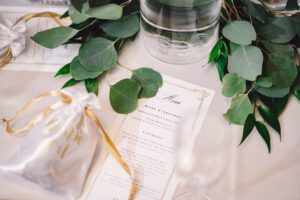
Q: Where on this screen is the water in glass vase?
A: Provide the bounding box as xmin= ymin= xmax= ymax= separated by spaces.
xmin=140 ymin=0 xmax=221 ymax=65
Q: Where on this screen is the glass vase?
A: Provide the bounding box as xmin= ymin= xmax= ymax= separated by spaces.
xmin=140 ymin=0 xmax=222 ymax=65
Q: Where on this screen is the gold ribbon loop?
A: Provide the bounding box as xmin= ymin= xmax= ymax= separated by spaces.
xmin=1 ymin=11 xmax=64 ymax=68
xmin=14 ymin=12 xmax=64 ymax=27
xmin=2 ymin=91 xmax=72 ymax=134
xmin=84 ymin=107 xmax=137 ymax=200
xmin=0 ymin=48 xmax=12 ymax=68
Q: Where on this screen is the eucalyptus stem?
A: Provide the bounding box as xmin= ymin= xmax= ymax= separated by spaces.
xmin=121 ymin=0 xmax=133 ymax=7
xmin=231 ymin=0 xmax=241 ymax=20
xmin=223 ymin=0 xmax=240 ymax=20
xmin=117 ymin=61 xmax=133 ymax=71
xmin=105 ymin=70 xmax=112 ymax=87
xmin=222 ymin=0 xmax=232 ymax=20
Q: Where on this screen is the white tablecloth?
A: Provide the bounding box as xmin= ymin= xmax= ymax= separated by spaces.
xmin=0 ymin=2 xmax=299 ymax=200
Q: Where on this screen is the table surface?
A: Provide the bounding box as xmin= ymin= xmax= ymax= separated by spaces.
xmin=0 ymin=2 xmax=300 ymax=200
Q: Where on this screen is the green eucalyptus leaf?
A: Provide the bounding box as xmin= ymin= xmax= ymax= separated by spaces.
xmin=78 ymin=37 xmax=117 ymax=72
xmin=222 ymin=73 xmax=246 ymax=97
xmin=293 ymin=16 xmax=300 ymax=37
xmin=262 ymin=41 xmax=294 ymax=58
xmin=215 ymin=41 xmax=229 ymax=81
xmin=256 ymin=17 xmax=296 ymax=44
xmin=131 ymin=68 xmax=163 ymax=98
xmin=70 ymin=57 xmax=101 ymax=80
xmin=272 ymin=96 xmax=289 ymax=116
xmin=258 ymin=105 xmax=281 ymax=136
xmin=230 ymin=42 xmax=239 ymax=53
xmin=256 ymin=86 xmax=290 ymax=98
xmin=88 ymin=0 xmax=111 ymax=7
xmin=240 ymin=114 xmax=255 ymax=145
xmin=242 ymin=0 xmax=268 ymax=23
xmin=60 ymin=10 xmax=69 ymax=18
xmin=230 ymin=45 xmax=263 ymax=81
xmin=266 ymin=53 xmax=298 ymax=88
xmin=85 ymin=78 xmax=99 ymax=95
xmin=294 ymin=89 xmax=300 ymax=101
xmin=69 ymin=4 xmax=90 ymax=24
xmin=224 ymin=94 xmax=253 ymax=125
xmin=255 ymin=121 xmax=271 ymax=153
xmin=256 ymin=77 xmax=272 ymax=88
xmin=109 ymin=79 xmax=141 ymax=114
xmin=55 ymin=63 xmax=70 ymax=77
xmin=285 ymin=0 xmax=299 ymax=10
xmin=216 ymin=55 xmax=227 ymax=81
xmin=100 ymin=14 xmax=140 ymax=38
xmin=31 ymin=27 xmax=78 ymax=49
xmin=209 ymin=39 xmax=223 ymax=63
xmin=62 ymin=78 xmax=81 ymax=89
xmin=85 ymin=4 xmax=123 ymax=20
xmin=70 ymin=0 xmax=87 ymax=11
xmin=258 ymin=94 xmax=274 ymax=109
xmin=222 ymin=21 xmax=256 ymax=45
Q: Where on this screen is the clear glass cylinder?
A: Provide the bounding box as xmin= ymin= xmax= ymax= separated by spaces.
xmin=140 ymin=0 xmax=221 ymax=65
xmin=27 ymin=0 xmax=70 ymax=5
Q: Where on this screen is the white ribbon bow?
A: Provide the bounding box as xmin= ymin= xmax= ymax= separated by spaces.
xmin=0 ymin=18 xmax=26 ymax=57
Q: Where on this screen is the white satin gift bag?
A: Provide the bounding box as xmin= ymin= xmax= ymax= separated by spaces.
xmin=0 ymin=89 xmax=101 ymax=200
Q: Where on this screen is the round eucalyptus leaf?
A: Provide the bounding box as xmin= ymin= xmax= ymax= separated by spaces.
xmin=70 ymin=57 xmax=101 ymax=80
xmin=256 ymin=17 xmax=296 ymax=44
xmin=31 ymin=27 xmax=78 ymax=49
xmin=70 ymin=0 xmax=87 ymax=11
xmin=266 ymin=53 xmax=298 ymax=88
xmin=100 ymin=14 xmax=140 ymax=38
xmin=224 ymin=94 xmax=253 ymax=125
xmin=255 ymin=86 xmax=290 ymax=98
xmin=293 ymin=16 xmax=300 ymax=37
xmin=69 ymin=4 xmax=89 ymax=24
xmin=222 ymin=73 xmax=246 ymax=97
xmin=109 ymin=79 xmax=141 ymax=114
xmin=78 ymin=37 xmax=117 ymax=72
xmin=131 ymin=68 xmax=163 ymax=98
xmin=222 ymin=21 xmax=256 ymax=45
xmin=230 ymin=42 xmax=239 ymax=53
xmin=241 ymin=0 xmax=268 ymax=23
xmin=230 ymin=45 xmax=263 ymax=81
xmin=85 ymin=4 xmax=123 ymax=20
xmin=256 ymin=77 xmax=272 ymax=88
xmin=262 ymin=41 xmax=294 ymax=58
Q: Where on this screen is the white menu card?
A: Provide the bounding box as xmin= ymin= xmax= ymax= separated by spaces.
xmin=86 ymin=75 xmax=215 ymax=200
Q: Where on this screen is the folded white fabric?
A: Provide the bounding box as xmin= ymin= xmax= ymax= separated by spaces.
xmin=0 ymin=16 xmax=26 ymax=57
xmin=0 ymin=89 xmax=100 ymax=200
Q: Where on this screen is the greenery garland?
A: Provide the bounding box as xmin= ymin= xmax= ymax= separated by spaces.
xmin=32 ymin=0 xmax=300 ymax=152
xmin=209 ymin=0 xmax=300 ymax=152
xmin=32 ymin=0 xmax=163 ymax=115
